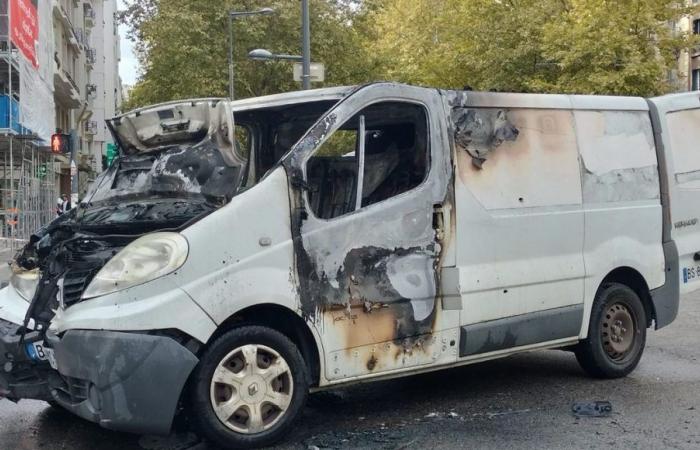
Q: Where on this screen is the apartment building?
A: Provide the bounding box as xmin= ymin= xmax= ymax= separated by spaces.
xmin=673 ymin=1 xmax=700 ymax=91
xmin=53 ymin=0 xmax=122 ymax=195
xmin=0 ymin=0 xmax=121 ymax=243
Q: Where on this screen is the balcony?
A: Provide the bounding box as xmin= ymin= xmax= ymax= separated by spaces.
xmin=52 ymin=0 xmax=82 ymax=53
xmin=85 ymin=48 xmax=96 ymax=69
xmin=84 ymin=3 xmax=96 ymax=29
xmin=53 ymin=60 xmax=82 ymax=108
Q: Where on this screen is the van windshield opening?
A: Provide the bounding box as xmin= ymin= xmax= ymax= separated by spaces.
xmin=78 ymin=99 xmax=339 ymax=228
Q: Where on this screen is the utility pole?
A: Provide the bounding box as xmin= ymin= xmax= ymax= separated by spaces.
xmin=70 ymin=130 xmax=79 ymax=206
xmin=228 ymin=14 xmax=235 ymax=100
xmin=301 ymin=0 xmax=311 ymax=90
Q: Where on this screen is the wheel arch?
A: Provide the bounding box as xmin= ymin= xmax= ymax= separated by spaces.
xmin=600 ymin=266 xmax=655 ymax=328
xmin=207 ymin=304 xmax=323 ymax=386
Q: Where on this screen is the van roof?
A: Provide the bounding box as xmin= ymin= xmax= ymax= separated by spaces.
xmin=451 ymin=90 xmax=650 ymax=111
xmin=230 ymin=86 xmax=355 ymax=111
xmin=649 ymin=91 xmax=700 ymax=114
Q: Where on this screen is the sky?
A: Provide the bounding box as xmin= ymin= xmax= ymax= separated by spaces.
xmin=117 ymin=0 xmax=139 ymax=86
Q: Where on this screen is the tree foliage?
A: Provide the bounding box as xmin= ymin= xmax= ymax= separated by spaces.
xmin=369 ymin=0 xmax=700 ymax=96
xmin=121 ymin=0 xmax=700 ymax=109
xmin=120 ymin=0 xmax=377 ymax=109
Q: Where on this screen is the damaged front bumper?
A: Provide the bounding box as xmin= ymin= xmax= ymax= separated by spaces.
xmin=1 ymin=303 xmax=199 ymax=435
xmin=44 ymin=329 xmax=199 ymax=435
xmin=0 ymin=317 xmax=53 ymax=401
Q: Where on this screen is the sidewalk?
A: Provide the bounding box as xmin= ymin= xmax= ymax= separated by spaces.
xmin=0 ymin=240 xmax=19 ymax=285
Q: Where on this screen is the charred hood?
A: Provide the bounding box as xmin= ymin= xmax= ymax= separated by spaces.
xmin=14 ymin=98 xmax=247 ymax=327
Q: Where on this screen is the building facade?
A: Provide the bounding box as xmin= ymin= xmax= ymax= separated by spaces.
xmin=0 ymin=0 xmax=121 ymax=244
xmin=673 ymin=1 xmax=700 ymax=91
xmin=52 ymin=0 xmax=122 ymax=196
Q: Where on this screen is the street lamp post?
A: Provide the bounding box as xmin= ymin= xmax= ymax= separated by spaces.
xmin=301 ymin=0 xmax=311 ymax=90
xmin=228 ymin=8 xmax=274 ymax=100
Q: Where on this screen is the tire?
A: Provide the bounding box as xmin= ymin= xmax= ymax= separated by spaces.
xmin=190 ymin=325 xmax=309 ymax=449
xmin=575 ymin=282 xmax=647 ymax=379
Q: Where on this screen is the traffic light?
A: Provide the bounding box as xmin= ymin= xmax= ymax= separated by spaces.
xmin=50 ymin=133 xmax=71 ymax=154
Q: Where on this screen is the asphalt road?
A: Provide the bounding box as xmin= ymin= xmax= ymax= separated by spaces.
xmin=1 ymin=290 xmax=698 ymax=449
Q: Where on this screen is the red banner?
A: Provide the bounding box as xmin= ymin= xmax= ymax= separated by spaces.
xmin=10 ymin=0 xmax=39 ymax=68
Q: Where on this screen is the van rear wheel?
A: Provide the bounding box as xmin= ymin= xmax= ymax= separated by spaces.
xmin=190 ymin=325 xmax=309 ymax=449
xmin=575 ymin=283 xmax=647 ymax=378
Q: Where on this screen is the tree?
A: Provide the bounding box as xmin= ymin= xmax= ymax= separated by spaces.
xmin=367 ymin=0 xmax=699 ymax=96
xmin=540 ymin=0 xmax=699 ymax=95
xmin=121 ymin=0 xmax=378 ymax=109
xmin=122 ymin=0 xmax=700 ymax=108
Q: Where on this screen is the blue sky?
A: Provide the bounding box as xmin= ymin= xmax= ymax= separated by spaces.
xmin=117 ymin=0 xmax=139 ymax=86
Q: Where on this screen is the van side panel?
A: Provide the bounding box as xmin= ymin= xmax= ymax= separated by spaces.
xmin=449 ymin=101 xmax=586 ymax=345
xmin=178 ymin=168 xmax=301 ymax=330
xmin=574 ymin=109 xmax=665 ymax=337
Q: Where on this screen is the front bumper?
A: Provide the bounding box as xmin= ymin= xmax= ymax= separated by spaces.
xmin=1 ymin=318 xmax=199 ymax=435
xmin=0 ymin=318 xmax=52 ymax=401
xmin=44 ymin=329 xmax=199 ymax=435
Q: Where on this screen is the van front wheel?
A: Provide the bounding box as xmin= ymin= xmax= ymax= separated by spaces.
xmin=190 ymin=325 xmax=309 ymax=448
xmin=575 ymin=283 xmax=647 ymax=379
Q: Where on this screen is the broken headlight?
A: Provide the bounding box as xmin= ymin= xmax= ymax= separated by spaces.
xmin=82 ymin=232 xmax=189 ymax=299
xmin=10 ymin=269 xmax=40 ymax=301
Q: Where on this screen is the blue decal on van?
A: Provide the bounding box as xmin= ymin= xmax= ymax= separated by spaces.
xmin=683 ymin=267 xmax=688 ymax=283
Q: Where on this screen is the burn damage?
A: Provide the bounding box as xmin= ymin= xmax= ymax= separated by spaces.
xmin=451 ymin=108 xmax=520 ymax=169
xmin=13 ymin=125 xmax=245 ymax=330
xmin=283 ymin=89 xmax=453 ymax=379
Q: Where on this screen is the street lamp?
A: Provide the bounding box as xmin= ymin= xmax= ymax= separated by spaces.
xmin=228 ymin=7 xmax=274 ymax=100
xmin=248 ymin=49 xmax=303 ymax=62
xmin=247 ymin=0 xmax=312 ymax=90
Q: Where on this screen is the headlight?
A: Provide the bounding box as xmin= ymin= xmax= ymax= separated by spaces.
xmin=10 ymin=269 xmax=40 ymax=301
xmin=82 ymin=232 xmax=188 ymax=299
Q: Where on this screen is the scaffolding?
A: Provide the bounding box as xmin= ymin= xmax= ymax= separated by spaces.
xmin=0 ymin=1 xmax=59 ymax=250
xmin=0 ymin=136 xmax=57 ymax=246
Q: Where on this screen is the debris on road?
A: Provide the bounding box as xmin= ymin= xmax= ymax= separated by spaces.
xmin=572 ymin=401 xmax=613 ymax=418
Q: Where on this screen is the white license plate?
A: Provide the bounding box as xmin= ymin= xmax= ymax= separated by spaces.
xmin=682 ymin=265 xmax=700 ymax=284
xmin=31 ymin=341 xmax=57 ymax=370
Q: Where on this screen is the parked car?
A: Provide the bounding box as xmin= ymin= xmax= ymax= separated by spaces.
xmin=1 ymin=83 xmax=697 ymax=448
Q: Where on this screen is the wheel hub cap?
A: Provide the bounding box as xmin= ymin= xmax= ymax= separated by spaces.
xmin=602 ymin=303 xmax=635 ymax=360
xmin=209 ymin=344 xmax=293 ymax=434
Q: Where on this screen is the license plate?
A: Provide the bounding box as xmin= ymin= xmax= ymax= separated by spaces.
xmin=31 ymin=341 xmax=57 ymax=370
xmin=682 ymin=265 xmax=700 ymax=283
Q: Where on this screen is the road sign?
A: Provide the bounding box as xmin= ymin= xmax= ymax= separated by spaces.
xmin=293 ymin=62 xmax=325 ymax=83
xmin=105 ymin=143 xmax=118 ymax=167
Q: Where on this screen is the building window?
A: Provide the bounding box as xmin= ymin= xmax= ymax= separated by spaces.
xmin=694 ymin=19 xmax=700 ymax=35
xmin=692 ymin=69 xmax=700 ymax=91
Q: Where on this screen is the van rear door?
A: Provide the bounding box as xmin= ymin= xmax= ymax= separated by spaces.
xmin=651 ymin=93 xmax=700 ymax=294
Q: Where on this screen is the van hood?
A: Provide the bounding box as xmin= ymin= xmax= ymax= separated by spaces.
xmin=107 ymin=98 xmax=243 ymax=166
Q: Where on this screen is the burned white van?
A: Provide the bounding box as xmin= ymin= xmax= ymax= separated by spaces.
xmin=0 ymin=83 xmax=692 ymax=448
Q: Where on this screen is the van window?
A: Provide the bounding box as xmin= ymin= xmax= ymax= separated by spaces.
xmin=667 ymin=108 xmax=700 ymax=185
xmin=575 ymin=110 xmax=658 ymax=202
xmin=306 ymin=102 xmax=429 ymax=220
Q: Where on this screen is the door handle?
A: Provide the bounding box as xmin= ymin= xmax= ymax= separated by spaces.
xmin=693 ymin=252 xmax=700 ymax=262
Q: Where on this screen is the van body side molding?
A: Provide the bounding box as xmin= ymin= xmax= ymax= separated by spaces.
xmin=459 ymin=304 xmax=584 ymax=357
